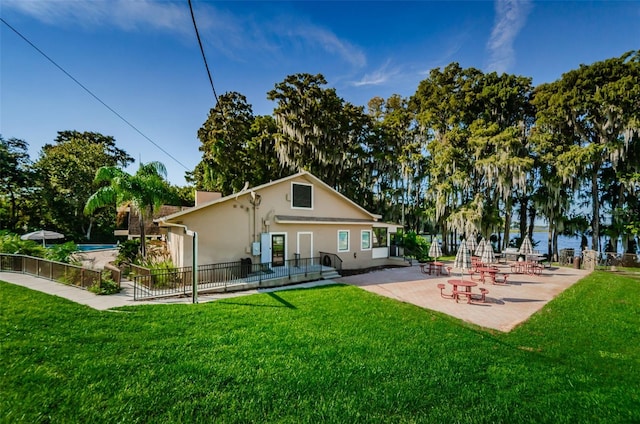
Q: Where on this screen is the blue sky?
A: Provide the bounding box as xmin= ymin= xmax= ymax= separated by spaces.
xmin=2 ymin=1 xmax=639 ymax=186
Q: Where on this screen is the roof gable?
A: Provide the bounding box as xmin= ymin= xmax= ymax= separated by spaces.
xmin=156 ymin=171 xmax=381 ymax=223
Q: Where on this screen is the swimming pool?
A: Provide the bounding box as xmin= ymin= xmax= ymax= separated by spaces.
xmin=76 ymin=244 xmax=118 ymax=252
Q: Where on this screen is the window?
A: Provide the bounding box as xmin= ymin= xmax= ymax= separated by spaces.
xmin=361 ymin=230 xmax=371 ymax=250
xmin=292 ymin=182 xmax=313 ymax=209
xmin=337 ymin=230 xmax=350 ymax=252
xmin=372 ymin=227 xmax=388 ymax=248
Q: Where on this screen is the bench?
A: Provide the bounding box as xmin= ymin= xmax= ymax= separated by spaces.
xmin=453 ymin=290 xmax=473 ymax=304
xmin=437 ymin=283 xmax=453 ymax=299
xmin=491 ymin=273 xmax=509 ymax=285
xmin=476 ymin=288 xmax=489 ymax=303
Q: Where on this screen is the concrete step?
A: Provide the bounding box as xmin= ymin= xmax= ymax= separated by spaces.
xmin=322 ymin=271 xmax=341 ymax=280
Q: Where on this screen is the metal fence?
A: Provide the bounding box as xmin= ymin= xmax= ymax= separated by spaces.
xmin=0 ymin=253 xmax=104 ymax=290
xmin=133 ymin=255 xmax=340 ymax=300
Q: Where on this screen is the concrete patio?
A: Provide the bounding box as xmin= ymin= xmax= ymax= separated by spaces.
xmin=336 ymin=262 xmax=591 ymax=332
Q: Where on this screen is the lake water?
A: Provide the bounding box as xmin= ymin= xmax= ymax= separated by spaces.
xmin=528 ymin=232 xmax=625 ymax=254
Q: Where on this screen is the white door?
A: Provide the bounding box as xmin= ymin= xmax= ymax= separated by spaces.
xmin=260 ymin=232 xmax=270 ymax=264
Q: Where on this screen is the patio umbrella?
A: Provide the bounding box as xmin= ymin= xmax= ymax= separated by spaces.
xmin=428 ymin=238 xmax=442 ymax=260
xmin=474 ymin=237 xmax=486 ymax=257
xmin=480 ymin=239 xmax=496 ymax=265
xmin=20 ymin=230 xmax=64 ymax=247
xmin=466 ymin=236 xmax=477 ymax=255
xmin=453 ymin=239 xmax=471 ymax=277
xmin=519 ymin=235 xmax=534 ymax=256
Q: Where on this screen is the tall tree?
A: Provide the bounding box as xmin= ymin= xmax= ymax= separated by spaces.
xmin=533 ymin=51 xmax=640 ymax=251
xmin=411 ymin=63 xmax=484 ymax=251
xmin=33 ymin=131 xmax=133 ymax=241
xmin=469 ymin=72 xmax=535 ymax=249
xmin=85 ymin=161 xmax=176 ymax=258
xmin=267 ymin=73 xmax=374 ymax=200
xmin=192 ymin=92 xmax=286 ymax=195
xmin=0 ymin=136 xmax=35 ymax=231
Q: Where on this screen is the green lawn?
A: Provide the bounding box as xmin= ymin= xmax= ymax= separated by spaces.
xmin=2 ymin=271 xmax=639 ymax=423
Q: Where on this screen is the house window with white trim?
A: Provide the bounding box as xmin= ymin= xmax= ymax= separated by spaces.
xmin=361 ymin=230 xmax=371 ymax=250
xmin=337 ymin=230 xmax=350 ymax=252
xmin=291 ymin=182 xmax=313 ymax=209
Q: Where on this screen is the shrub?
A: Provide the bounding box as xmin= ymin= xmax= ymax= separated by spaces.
xmin=0 ymin=231 xmax=46 ymax=257
xmin=116 ymin=239 xmax=140 ymax=266
xmin=45 ymin=241 xmax=79 ymax=264
xmin=402 ymin=231 xmax=430 ymax=261
xmin=89 ymin=275 xmax=121 ymax=295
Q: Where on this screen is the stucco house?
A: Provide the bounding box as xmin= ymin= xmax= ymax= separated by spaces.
xmin=155 ymin=171 xmax=403 ymax=273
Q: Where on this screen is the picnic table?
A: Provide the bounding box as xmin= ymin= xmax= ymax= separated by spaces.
xmin=447 ymin=279 xmax=477 ymax=303
xmin=476 ymin=266 xmax=499 ymax=283
xmin=510 ymin=260 xmax=542 ymax=276
xmin=420 ymin=261 xmax=447 ymax=275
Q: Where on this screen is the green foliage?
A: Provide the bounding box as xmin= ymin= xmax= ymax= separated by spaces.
xmin=44 ymin=241 xmax=79 ymax=264
xmin=268 ymin=73 xmax=376 ymax=205
xmin=0 ymin=136 xmax=36 ymax=232
xmin=33 ymin=131 xmax=134 ymax=242
xmin=192 ymin=92 xmax=288 ymax=195
xmin=0 ymin=231 xmax=45 ymax=257
xmin=85 ymin=161 xmax=176 ymax=258
xmin=88 ymin=274 xmax=121 ymax=295
xmin=402 ymin=231 xmax=430 ymax=261
xmin=1 ymin=272 xmax=639 ymax=422
xmin=116 ymin=239 xmax=140 ymax=266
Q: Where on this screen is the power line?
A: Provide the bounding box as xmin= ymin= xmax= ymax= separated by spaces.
xmin=188 ymin=0 xmax=219 ymax=105
xmin=0 ymin=17 xmax=190 ymax=171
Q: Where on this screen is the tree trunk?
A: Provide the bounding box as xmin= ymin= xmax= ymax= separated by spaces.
xmin=591 ymin=168 xmax=600 ymax=251
xmin=139 ymin=209 xmax=147 ymax=259
xmin=498 ymin=210 xmax=511 ymax=251
xmin=519 ymin=197 xmax=527 ymax=241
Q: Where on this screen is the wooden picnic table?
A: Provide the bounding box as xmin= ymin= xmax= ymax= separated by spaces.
xmin=476 ymin=266 xmax=499 ymax=282
xmin=447 ymin=279 xmax=477 ymax=303
xmin=420 ymin=261 xmax=447 ymax=275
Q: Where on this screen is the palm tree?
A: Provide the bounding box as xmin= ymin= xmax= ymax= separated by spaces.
xmin=84 ymin=161 xmax=175 ymax=258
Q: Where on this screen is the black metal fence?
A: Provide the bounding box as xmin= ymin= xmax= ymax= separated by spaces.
xmin=0 ymin=253 xmax=104 ymax=290
xmin=133 ymin=255 xmax=338 ymax=300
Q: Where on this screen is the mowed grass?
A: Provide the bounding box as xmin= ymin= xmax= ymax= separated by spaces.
xmin=2 ymin=271 xmax=639 ymax=423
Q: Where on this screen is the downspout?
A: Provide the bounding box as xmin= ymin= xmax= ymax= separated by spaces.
xmin=159 ymin=221 xmax=198 ymax=304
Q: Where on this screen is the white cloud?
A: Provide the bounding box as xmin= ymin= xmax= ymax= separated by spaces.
xmin=4 ymin=1 xmax=366 ymax=68
xmin=486 ymin=0 xmax=532 ymax=73
xmin=3 ymin=0 xmax=193 ymax=35
xmin=353 ymin=60 xmax=400 ymax=87
xmin=291 ymin=25 xmax=366 ymax=68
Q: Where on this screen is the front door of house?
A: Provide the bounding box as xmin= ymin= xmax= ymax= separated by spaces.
xmin=271 ymin=234 xmax=285 ymax=266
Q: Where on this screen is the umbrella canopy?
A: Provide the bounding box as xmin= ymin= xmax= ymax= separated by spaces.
xmin=428 ymin=239 xmax=442 ymax=260
xmin=21 ymin=230 xmax=64 ymax=247
xmin=453 ymin=239 xmax=471 ymax=275
xmin=480 ymin=239 xmax=496 ymax=265
xmin=519 ymin=236 xmax=534 ymax=255
xmin=474 ymin=237 xmax=486 ymax=257
xmin=466 ymin=236 xmax=477 ymax=255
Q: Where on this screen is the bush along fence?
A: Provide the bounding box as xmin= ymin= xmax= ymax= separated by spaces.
xmin=0 ymin=253 xmax=118 ymax=293
xmin=132 ymin=253 xmax=342 ymax=301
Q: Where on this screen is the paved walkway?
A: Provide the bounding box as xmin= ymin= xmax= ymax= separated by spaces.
xmin=2 ymin=262 xmax=590 ymax=332
xmin=0 ymin=272 xmax=335 ymax=310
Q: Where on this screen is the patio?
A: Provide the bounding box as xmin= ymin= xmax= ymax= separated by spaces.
xmin=336 ymin=262 xmax=591 ymax=332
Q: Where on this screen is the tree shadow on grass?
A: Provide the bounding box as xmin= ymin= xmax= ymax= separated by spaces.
xmin=217 ymin=292 xmax=297 ymax=309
